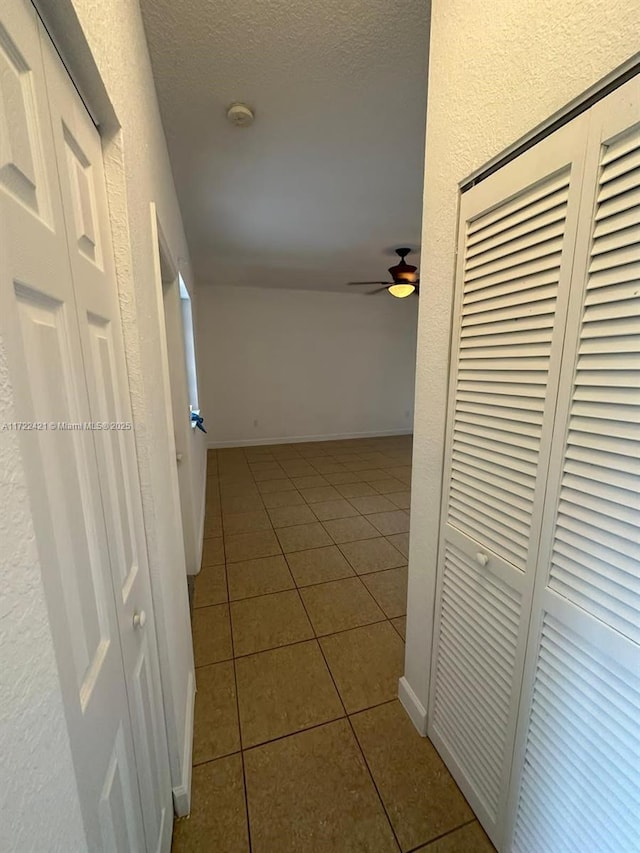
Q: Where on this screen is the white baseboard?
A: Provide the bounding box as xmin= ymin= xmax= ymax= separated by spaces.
xmin=172 ymin=669 xmax=195 ymax=816
xmin=398 ymin=675 xmax=428 ymax=736
xmin=207 ymin=429 xmax=412 ymax=449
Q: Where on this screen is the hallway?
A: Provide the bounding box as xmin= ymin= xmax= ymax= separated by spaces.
xmin=175 ymin=436 xmax=494 ymax=852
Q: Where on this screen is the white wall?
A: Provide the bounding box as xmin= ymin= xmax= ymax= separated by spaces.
xmin=402 ymin=0 xmax=640 ymax=729
xmin=196 ymin=286 xmax=418 ymax=446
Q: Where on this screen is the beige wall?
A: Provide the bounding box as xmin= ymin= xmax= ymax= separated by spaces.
xmin=402 ymin=0 xmax=640 ymax=725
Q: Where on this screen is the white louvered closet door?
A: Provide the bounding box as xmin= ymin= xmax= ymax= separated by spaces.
xmin=507 ymin=77 xmax=640 ymax=853
xmin=428 ymin=117 xmax=590 ymax=848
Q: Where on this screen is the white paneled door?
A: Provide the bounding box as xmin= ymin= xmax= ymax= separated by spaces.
xmin=42 ymin=31 xmax=172 ymax=853
xmin=0 ymin=3 xmax=171 ymax=851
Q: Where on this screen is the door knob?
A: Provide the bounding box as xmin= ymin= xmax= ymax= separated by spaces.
xmin=133 ymin=610 xmax=147 ymax=629
xmin=476 ymin=552 xmax=489 ymax=567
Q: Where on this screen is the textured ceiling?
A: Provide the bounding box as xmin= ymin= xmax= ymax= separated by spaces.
xmin=140 ymin=0 xmax=430 ymax=291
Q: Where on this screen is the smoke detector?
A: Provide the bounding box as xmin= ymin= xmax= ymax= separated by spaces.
xmin=227 ymin=103 xmax=254 ymax=127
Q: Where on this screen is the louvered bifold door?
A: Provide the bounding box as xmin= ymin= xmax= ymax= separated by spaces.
xmin=508 ymin=76 xmax=640 ymax=853
xmin=428 ymin=117 xmax=590 ymax=848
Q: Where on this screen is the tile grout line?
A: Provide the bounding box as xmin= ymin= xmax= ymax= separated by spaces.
xmin=193 ymin=615 xmax=392 ymax=669
xmin=281 ymin=452 xmax=409 ymax=847
xmin=193 ymin=605 xmax=406 ymax=669
xmin=194 ymin=562 xmax=406 ymax=615
xmin=192 ymin=744 xmax=242 ymax=768
xmin=223 ymin=450 xmax=358 ymax=841
xmin=230 ymin=696 xmax=403 ymax=760
xmin=215 ymin=479 xmax=406 ymax=587
xmin=218 ymin=449 xmax=254 ymax=853
xmin=344 ymin=709 xmax=404 ymax=852
xmin=296 ymin=582 xmax=404 ymax=852
xmin=198 ymin=543 xmax=406 ymax=589
xmin=197 ymin=441 xmax=413 ymax=849
xmin=218 ymin=449 xmax=402 ymax=837
xmin=404 ymin=816 xmax=479 ymax=853
xmin=197 ymin=491 xmax=407 ymax=658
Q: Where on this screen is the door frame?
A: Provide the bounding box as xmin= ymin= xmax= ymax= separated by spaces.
xmin=33 ymin=0 xmax=195 ymax=814
xmin=150 ymin=206 xmax=200 ymax=577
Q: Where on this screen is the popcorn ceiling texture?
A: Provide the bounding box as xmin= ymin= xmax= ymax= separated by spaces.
xmin=404 ymin=0 xmax=640 ymax=713
xmin=139 ymin=0 xmax=430 ymax=292
xmin=0 ymin=342 xmax=86 ymax=852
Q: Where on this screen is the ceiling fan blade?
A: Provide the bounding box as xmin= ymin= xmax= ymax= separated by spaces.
xmin=347 ymin=281 xmax=389 ymax=286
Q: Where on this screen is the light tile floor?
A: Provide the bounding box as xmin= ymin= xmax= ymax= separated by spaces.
xmin=174 ymin=436 xmax=495 ymax=853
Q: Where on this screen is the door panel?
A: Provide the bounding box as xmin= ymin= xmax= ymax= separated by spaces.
xmin=447 ymin=163 xmax=576 ymax=571
xmin=429 ymin=116 xmax=591 ymax=847
xmin=0 ymin=3 xmax=145 ymax=849
xmin=0 ymin=15 xmax=51 ymax=223
xmin=13 ymin=286 xmax=110 ymax=703
xmin=40 ymin=26 xmax=172 ymax=853
xmin=100 ymin=724 xmax=145 ymax=852
xmin=508 ymin=77 xmax=640 ymax=853
xmin=431 ymin=534 xmax=524 ymax=819
xmin=512 ymin=603 xmax=640 ymax=852
xmin=132 ymin=635 xmax=167 ymax=840
xmin=62 ymin=120 xmax=104 ymax=268
xmin=85 ymin=312 xmax=138 ymax=596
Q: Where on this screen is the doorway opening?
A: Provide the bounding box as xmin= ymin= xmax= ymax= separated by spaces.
xmin=152 ymin=212 xmax=200 ymax=576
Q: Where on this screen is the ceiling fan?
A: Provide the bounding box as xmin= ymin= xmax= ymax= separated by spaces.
xmin=347 ymin=248 xmax=419 ymax=297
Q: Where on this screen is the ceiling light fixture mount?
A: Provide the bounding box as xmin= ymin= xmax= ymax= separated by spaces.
xmin=227 ymin=103 xmax=254 ymax=127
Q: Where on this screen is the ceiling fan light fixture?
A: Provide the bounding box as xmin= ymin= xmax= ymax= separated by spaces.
xmin=346 ymin=247 xmax=419 ymax=298
xmin=388 ymin=283 xmax=416 ymax=298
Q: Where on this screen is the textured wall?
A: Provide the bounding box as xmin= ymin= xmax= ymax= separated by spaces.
xmin=404 ymin=0 xmax=640 ymax=719
xmin=197 ymin=286 xmax=418 ymax=446
xmin=0 ymin=344 xmax=87 ymax=851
